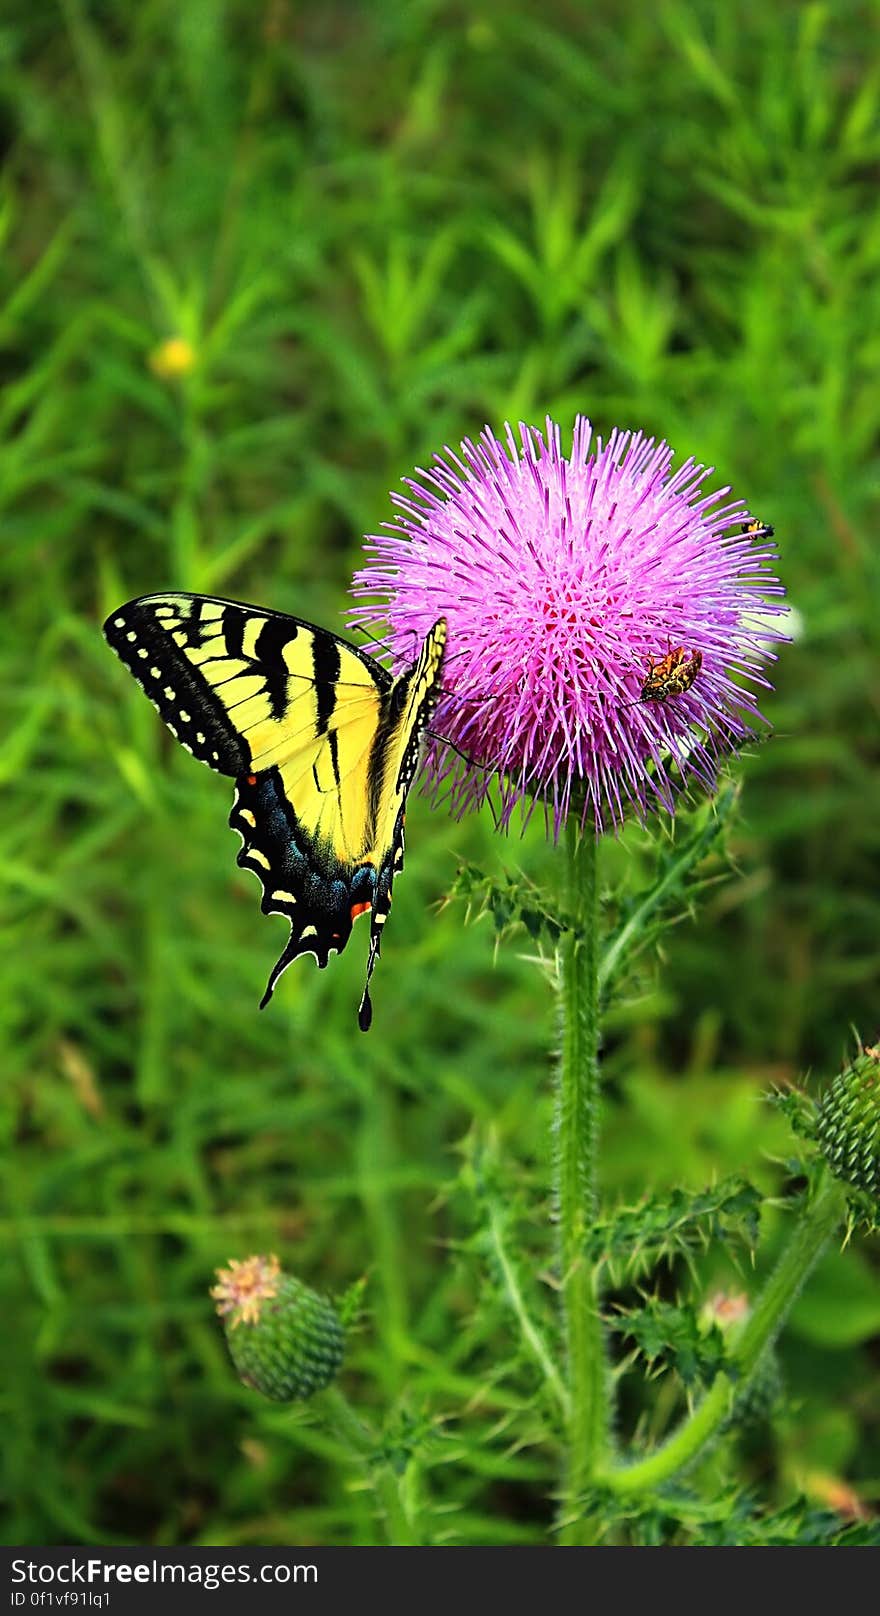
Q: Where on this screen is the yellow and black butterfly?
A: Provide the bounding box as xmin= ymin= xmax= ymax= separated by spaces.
xmin=104 ymin=594 xmax=447 ymax=1031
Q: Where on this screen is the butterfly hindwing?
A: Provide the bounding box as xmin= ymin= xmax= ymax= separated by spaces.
xmin=104 ymin=592 xmax=447 ymax=1028
xmin=230 ymin=767 xmax=378 ymax=1006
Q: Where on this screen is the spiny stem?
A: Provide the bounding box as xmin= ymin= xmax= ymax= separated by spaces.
xmin=556 ymin=818 xmax=607 ymax=1543
xmin=485 ymin=1196 xmax=570 ymax=1416
xmin=321 ymin=1386 xmax=420 ymax=1545
xmin=599 ymin=1168 xmax=847 ymax=1496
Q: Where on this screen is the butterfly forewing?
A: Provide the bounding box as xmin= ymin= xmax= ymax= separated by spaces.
xmin=104 ymin=592 xmax=446 ymax=1028
xmin=104 ymin=594 xmax=389 ymax=776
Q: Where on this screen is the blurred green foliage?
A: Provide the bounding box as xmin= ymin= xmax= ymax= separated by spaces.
xmin=1 ymin=0 xmax=878 ymax=1545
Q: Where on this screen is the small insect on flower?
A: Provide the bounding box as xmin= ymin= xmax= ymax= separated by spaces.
xmin=741 ymin=519 xmax=775 ymax=541
xmin=631 ymin=644 xmax=703 ymax=707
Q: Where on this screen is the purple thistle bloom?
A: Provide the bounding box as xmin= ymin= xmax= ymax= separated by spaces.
xmin=350 ymin=416 xmax=788 ymax=835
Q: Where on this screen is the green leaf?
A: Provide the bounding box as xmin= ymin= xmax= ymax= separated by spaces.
xmin=445 ymin=862 xmax=568 ymax=946
xmin=610 ymin=1297 xmax=729 ymax=1389
xmin=590 ymin=1176 xmax=762 ymax=1282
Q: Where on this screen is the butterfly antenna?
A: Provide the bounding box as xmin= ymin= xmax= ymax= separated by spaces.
xmin=439 ymin=687 xmax=496 ymax=706
xmin=427 ymin=731 xmax=500 ymax=773
xmin=348 ymin=620 xmax=419 ymax=664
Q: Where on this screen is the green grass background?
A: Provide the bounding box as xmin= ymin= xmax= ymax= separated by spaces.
xmin=2 ymin=0 xmax=878 ymax=1545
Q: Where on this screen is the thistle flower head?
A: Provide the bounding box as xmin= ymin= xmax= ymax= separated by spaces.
xmin=351 ymin=417 xmax=787 ymax=833
xmin=212 ymin=1255 xmax=344 ymax=1403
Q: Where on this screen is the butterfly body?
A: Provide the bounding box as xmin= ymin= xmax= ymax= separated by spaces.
xmin=104 ymin=593 xmax=447 ymax=1029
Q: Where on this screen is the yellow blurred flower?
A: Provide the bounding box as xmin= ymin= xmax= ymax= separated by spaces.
xmin=149 ymin=336 xmax=197 ymax=380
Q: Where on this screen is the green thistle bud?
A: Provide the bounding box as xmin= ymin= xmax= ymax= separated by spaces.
xmin=211 ymin=1254 xmax=344 ymax=1403
xmin=816 ymin=1047 xmax=880 ymax=1203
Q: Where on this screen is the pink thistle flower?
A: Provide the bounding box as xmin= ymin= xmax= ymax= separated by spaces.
xmin=350 ymin=416 xmax=787 ymax=834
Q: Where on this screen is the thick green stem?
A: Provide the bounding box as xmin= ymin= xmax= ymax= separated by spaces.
xmin=556 ymin=819 xmax=607 ymax=1543
xmin=320 ymin=1387 xmax=420 ymax=1545
xmin=599 ymin=1168 xmax=847 ymax=1496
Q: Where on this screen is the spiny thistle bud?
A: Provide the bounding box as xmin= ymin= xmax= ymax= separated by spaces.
xmin=211 ymin=1254 xmax=344 ymax=1403
xmin=701 ymin=1290 xmax=782 ymax=1429
xmin=816 ymin=1047 xmax=880 ymax=1203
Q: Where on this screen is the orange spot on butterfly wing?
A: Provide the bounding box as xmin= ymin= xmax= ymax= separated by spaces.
xmin=350 ymin=901 xmax=371 ymax=924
